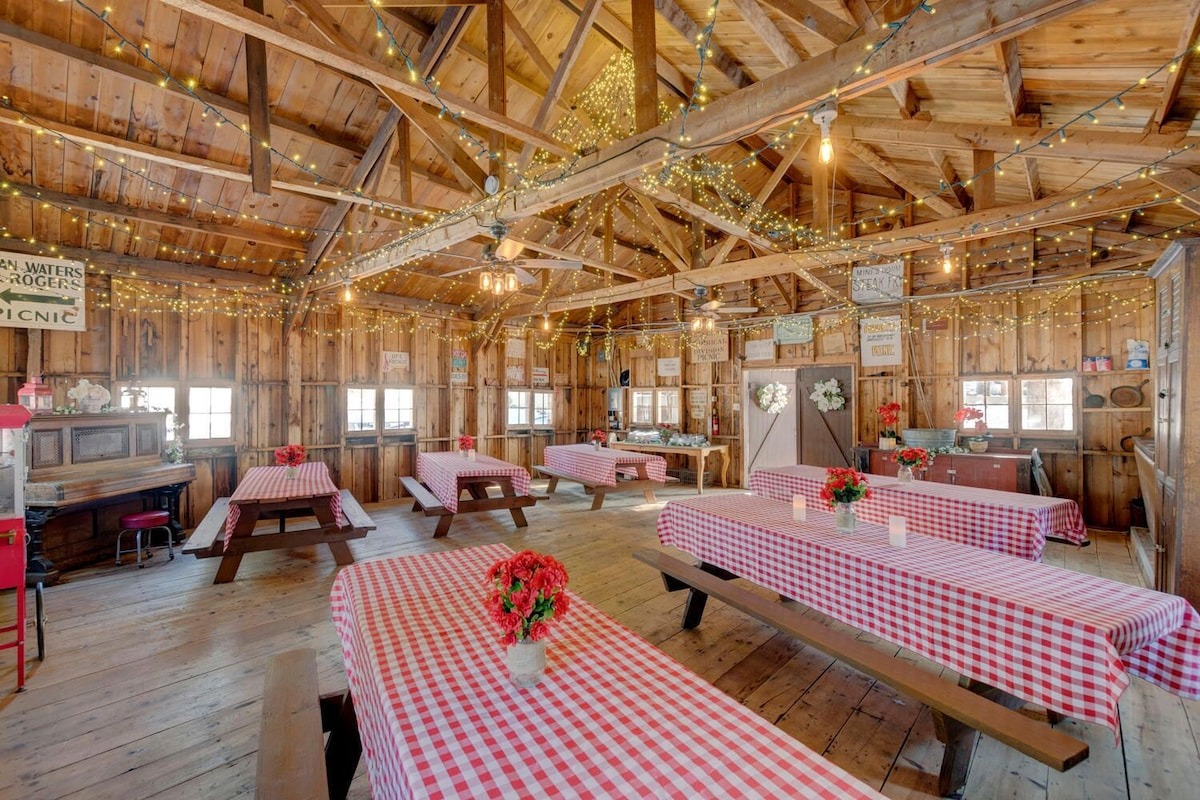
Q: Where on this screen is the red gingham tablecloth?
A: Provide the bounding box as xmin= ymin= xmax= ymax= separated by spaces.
xmin=225 ymin=462 xmax=344 ymax=545
xmin=416 ymin=452 xmax=533 ymax=513
xmin=544 ymin=443 xmax=668 ymax=486
xmin=330 ymin=543 xmax=885 ymax=800
xmin=749 ymin=465 xmax=1086 ymax=561
xmin=657 ymin=494 xmax=1200 ymax=735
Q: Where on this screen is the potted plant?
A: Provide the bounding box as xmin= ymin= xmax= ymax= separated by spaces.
xmin=274 ymin=443 xmax=306 ymax=478
xmin=589 ymin=429 xmax=607 ymax=450
xmin=484 ymin=549 xmax=571 ymax=687
xmin=893 ymin=446 xmax=931 ymax=483
xmin=458 ymin=434 xmax=476 ymax=460
xmin=877 ymin=402 xmax=901 ymax=450
xmin=955 ymin=407 xmax=988 ymax=452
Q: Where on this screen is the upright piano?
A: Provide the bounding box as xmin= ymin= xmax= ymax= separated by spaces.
xmin=23 ymin=411 xmax=195 ymax=581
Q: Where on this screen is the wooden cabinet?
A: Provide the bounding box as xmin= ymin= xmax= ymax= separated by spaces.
xmin=856 ymin=447 xmax=1033 ymax=494
xmin=1147 ymin=239 xmax=1200 ymax=607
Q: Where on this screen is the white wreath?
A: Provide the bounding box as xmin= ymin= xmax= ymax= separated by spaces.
xmin=809 ymin=378 xmax=845 ymax=412
xmin=756 ymin=382 xmax=790 ymax=414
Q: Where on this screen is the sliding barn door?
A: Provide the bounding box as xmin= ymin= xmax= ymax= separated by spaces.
xmin=797 ymin=365 xmax=855 ymax=468
xmin=742 ymin=368 xmax=798 ymax=484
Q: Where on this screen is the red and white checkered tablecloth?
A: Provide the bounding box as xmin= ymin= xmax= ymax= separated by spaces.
xmin=657 ymin=494 xmax=1200 ymax=736
xmin=330 ymin=543 xmax=885 ymax=800
xmin=416 ymin=452 xmax=533 ymax=513
xmin=544 ymin=443 xmax=668 ymax=486
xmin=225 ymin=462 xmax=344 ymax=545
xmin=749 ymin=465 xmax=1086 ymax=561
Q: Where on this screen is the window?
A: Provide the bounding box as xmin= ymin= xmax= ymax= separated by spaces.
xmin=507 ymin=390 xmax=530 ymax=426
xmin=961 ymin=380 xmax=1011 ymax=430
xmin=346 ymin=388 xmax=377 ymax=432
xmin=189 ymin=386 xmax=233 ymax=440
xmin=532 ymin=391 xmax=553 ymax=427
xmin=1021 ymin=377 xmax=1075 ymax=432
xmin=655 ymin=389 xmax=681 ymax=426
xmin=383 ymin=388 xmax=415 ymax=431
xmin=631 ymin=390 xmax=654 ymax=426
xmin=120 ymin=385 xmax=178 ymax=438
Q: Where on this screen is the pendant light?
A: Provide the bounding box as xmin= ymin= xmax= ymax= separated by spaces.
xmin=812 ymin=101 xmax=838 ymax=165
xmin=940 ymin=243 xmax=954 ymax=274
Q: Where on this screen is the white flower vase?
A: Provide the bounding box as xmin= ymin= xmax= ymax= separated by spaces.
xmin=507 ymin=639 xmax=546 ymax=688
xmin=897 ymin=465 xmax=914 ymax=483
xmin=834 ymin=502 xmax=857 ymax=533
xmin=593 ymin=440 xmax=602 ymax=451
xmin=80 ymin=399 xmax=103 ymax=414
xmin=284 ymin=465 xmax=299 ymax=479
xmin=468 ymin=449 xmax=477 ymax=461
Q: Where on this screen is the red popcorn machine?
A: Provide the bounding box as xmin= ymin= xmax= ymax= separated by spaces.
xmin=0 ymin=404 xmax=36 ymax=691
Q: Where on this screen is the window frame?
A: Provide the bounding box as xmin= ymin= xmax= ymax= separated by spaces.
xmin=345 ymin=386 xmax=379 ymax=434
xmin=531 ymin=390 xmax=554 ymax=428
xmin=382 ymin=387 xmax=416 ymax=433
xmin=654 ymin=388 xmax=681 ymax=427
xmin=1017 ymin=374 xmax=1076 ymax=435
xmin=630 ymin=389 xmax=655 ymax=426
xmin=186 ymin=384 xmax=235 ymax=443
xmin=506 ymin=389 xmax=531 ymax=428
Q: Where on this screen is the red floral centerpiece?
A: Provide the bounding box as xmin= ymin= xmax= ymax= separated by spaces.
xmin=893 ymin=446 xmax=930 ymax=469
xmin=458 ymin=434 xmax=476 ymax=459
xmin=485 ymin=550 xmax=571 ymax=687
xmin=821 ymin=467 xmax=871 ymax=533
xmin=876 ymin=401 xmax=901 ymax=449
xmin=589 ymin=429 xmax=607 ymax=448
xmin=274 ymin=443 xmax=306 ymax=478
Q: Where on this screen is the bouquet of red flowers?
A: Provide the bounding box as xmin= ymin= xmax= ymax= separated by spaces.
xmin=458 ymin=434 xmax=476 ymax=451
xmin=484 ymin=550 xmax=571 ymax=646
xmin=820 ymin=467 xmax=872 ymax=508
xmin=273 ymin=444 xmax=306 ymax=467
xmin=893 ymin=446 xmax=931 ymax=469
xmin=876 ymin=401 xmax=901 ymax=437
xmin=590 ymin=429 xmax=607 ymax=444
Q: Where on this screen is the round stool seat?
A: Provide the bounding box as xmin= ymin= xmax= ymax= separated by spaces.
xmin=120 ymin=509 xmax=170 ymax=529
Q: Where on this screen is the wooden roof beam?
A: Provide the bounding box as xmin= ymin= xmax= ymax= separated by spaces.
xmin=319 ymin=0 xmax=1108 ymax=290
xmin=1 ymin=182 xmax=306 ymax=252
xmin=633 ymin=0 xmax=659 ymax=134
xmin=994 ymin=36 xmax=1043 ymax=200
xmin=546 ymin=180 xmax=1158 ymax=312
xmin=736 ymin=0 xmax=805 ymax=68
xmin=516 ymin=0 xmax=603 ymax=172
xmin=708 ymin=138 xmax=806 ymax=268
xmin=846 ymin=142 xmax=960 ymax=218
xmin=1147 ymin=0 xmax=1200 ymax=132
xmin=928 ymin=149 xmax=971 ymax=210
xmin=654 ymin=0 xmax=753 ymax=87
xmin=156 ymin=0 xmax=570 ymax=156
xmin=766 ymin=0 xmax=857 ymax=45
xmin=243 ymin=0 xmax=272 ymax=195
xmin=838 ymin=0 xmax=921 ymax=118
xmin=1150 ymin=169 xmax=1200 ymax=215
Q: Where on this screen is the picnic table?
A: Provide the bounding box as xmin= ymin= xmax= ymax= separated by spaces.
xmin=536 ymin=444 xmax=667 ymax=510
xmin=401 ymin=451 xmax=539 ymax=537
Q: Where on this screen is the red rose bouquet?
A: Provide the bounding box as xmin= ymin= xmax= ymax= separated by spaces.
xmin=590 ymin=429 xmax=607 ymax=444
xmin=484 ymin=550 xmax=571 ymax=646
xmin=893 ymin=446 xmax=931 ymax=469
xmin=458 ymin=434 xmax=476 ymax=451
xmin=820 ymin=467 xmax=872 ymax=508
xmin=273 ymin=444 xmax=306 ymax=467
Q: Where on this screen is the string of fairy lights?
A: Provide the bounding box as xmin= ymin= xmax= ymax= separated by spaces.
xmin=3 ymin=0 xmax=1198 ymax=347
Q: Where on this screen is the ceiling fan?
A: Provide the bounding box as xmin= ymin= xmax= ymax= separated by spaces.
xmin=687 ymin=288 xmax=758 ymax=331
xmin=439 ymin=221 xmax=583 ymax=293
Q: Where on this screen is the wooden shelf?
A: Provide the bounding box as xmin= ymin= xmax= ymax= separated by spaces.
xmin=1081 ymin=407 xmax=1151 ymax=413
xmin=1081 ymin=369 xmax=1152 ymax=376
xmin=1083 ymin=449 xmax=1136 ymax=456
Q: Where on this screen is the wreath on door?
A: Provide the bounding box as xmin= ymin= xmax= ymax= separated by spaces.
xmin=809 ymin=378 xmax=845 ymax=412
xmin=756 ymin=382 xmax=790 ymax=414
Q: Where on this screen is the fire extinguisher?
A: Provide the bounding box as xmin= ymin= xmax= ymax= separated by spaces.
xmin=711 ymin=403 xmax=720 ymax=437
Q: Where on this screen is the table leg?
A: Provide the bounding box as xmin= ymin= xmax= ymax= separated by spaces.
xmin=433 ymin=515 xmax=454 ymax=537
xmin=696 ymin=452 xmax=705 ymax=494
xmin=718 ymin=448 xmax=729 ymax=487
xmin=213 ymin=553 xmax=245 ymax=584
xmin=327 ymin=541 xmax=356 ymax=566
xmin=590 ymin=487 xmax=607 ymax=511
xmin=635 ymin=464 xmax=656 ymax=503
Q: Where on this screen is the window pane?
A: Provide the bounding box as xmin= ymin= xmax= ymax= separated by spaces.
xmin=121 ymin=386 xmax=178 ymax=437
xmin=1022 ymin=380 xmax=1046 ymax=404
xmin=632 ymin=390 xmax=653 ymax=425
xmin=210 ymin=414 xmax=232 ymax=439
xmin=507 ymin=390 xmax=529 ymax=426
xmin=189 ymin=387 xmax=233 ymax=440
xmin=962 ymin=381 xmax=986 ymax=404
xmin=1022 ymin=405 xmax=1046 ymax=430
xmin=1019 ymin=377 xmax=1073 ymax=432
xmin=384 ymin=388 xmax=415 ymax=430
xmin=1046 ymin=378 xmax=1073 ymax=404
xmin=985 ymin=407 xmax=1010 ymax=429
xmin=533 ymin=391 xmax=553 ymax=426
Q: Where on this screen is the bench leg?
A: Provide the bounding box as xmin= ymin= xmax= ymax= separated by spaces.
xmin=544 ymin=475 xmax=559 ymax=494
xmin=327 ymin=541 xmax=356 ymax=566
xmin=932 ymin=711 xmax=977 ymax=796
xmin=212 ymin=553 xmax=244 ymax=584
xmin=320 ymin=691 xmax=362 ymax=800
xmin=590 ymin=487 xmax=606 ymax=511
xmin=433 ymin=514 xmax=454 ymax=538
xmin=509 ymin=507 xmax=528 ymax=528
xmin=681 ymin=588 xmax=710 ymax=630
xmin=643 ymin=488 xmax=657 ymax=503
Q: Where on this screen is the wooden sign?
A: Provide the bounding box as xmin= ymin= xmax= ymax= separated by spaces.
xmin=507 ymin=337 xmax=526 ymax=359
xmin=773 ymin=314 xmax=813 ymax=345
xmin=851 ymin=261 xmax=904 ymax=303
xmin=382 ymin=351 xmax=409 ymax=372
xmin=0 ymin=251 xmax=86 ymax=331
xmin=532 ymin=366 xmax=550 ymax=386
xmin=860 ymin=315 xmax=903 ymax=366
xmin=657 ymin=357 xmax=681 ymax=377
xmin=505 ymin=365 xmax=525 ymax=384
xmin=689 ymin=331 xmax=729 ymax=363
xmin=744 ymin=338 xmax=775 ymax=362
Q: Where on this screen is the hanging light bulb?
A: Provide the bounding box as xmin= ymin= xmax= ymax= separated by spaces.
xmin=504 ymin=271 xmax=518 ymax=292
xmin=480 ymin=271 xmax=492 ymax=291
xmin=542 ymin=312 xmax=551 ymax=332
xmin=341 ymin=278 xmax=353 ymax=302
xmin=691 ymin=317 xmax=702 ymax=332
xmin=492 ymin=275 xmax=505 ymax=296
xmin=940 ymin=243 xmax=954 ymax=274
xmin=812 ymin=101 xmax=838 ymax=165
xmin=705 ymin=317 xmax=715 ymax=332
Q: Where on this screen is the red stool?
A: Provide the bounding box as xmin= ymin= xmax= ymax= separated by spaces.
xmin=115 ymin=510 xmax=173 ymax=568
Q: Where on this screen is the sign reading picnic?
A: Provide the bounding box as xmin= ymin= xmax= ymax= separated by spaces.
xmin=0 ymin=252 xmax=86 ymax=331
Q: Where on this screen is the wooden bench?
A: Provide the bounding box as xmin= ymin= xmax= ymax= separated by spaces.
xmin=401 ymin=475 xmax=543 ymax=537
xmin=256 ymin=648 xmax=361 ymax=800
xmin=399 ymin=475 xmax=453 ymax=536
xmin=184 ymin=491 xmax=375 ymax=583
xmin=632 ymin=549 xmax=1089 ymax=797
xmin=534 ymin=465 xmax=663 ymax=510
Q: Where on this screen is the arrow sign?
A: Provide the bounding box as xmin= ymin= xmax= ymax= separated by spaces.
xmin=0 ymin=288 xmax=75 ymax=305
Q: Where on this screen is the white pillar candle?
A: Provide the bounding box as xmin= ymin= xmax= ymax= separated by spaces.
xmin=888 ymin=515 xmax=907 ymax=547
xmin=792 ymin=495 xmax=807 ymax=522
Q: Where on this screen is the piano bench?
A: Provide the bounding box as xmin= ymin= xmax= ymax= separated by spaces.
xmin=116 ymin=510 xmax=174 ymax=569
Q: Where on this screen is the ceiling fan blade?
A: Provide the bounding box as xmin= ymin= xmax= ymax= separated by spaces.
xmin=496 ymin=239 xmax=524 ymax=260
xmin=514 ymin=267 xmax=537 ymax=285
xmin=441 ymin=265 xmax=482 ymax=278
xmin=516 ymin=258 xmax=582 ymax=270
xmin=699 ymin=299 xmax=722 ymax=311
xmin=717 ymin=306 xmax=758 ymax=314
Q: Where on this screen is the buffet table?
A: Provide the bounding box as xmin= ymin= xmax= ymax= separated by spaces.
xmin=330 ymin=543 xmax=885 ymax=799
xmin=610 ymin=441 xmax=729 ymax=494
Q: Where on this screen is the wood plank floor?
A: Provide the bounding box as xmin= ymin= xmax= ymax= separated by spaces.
xmin=1 ymin=483 xmax=1198 ymax=799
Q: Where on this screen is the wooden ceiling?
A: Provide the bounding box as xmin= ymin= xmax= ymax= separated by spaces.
xmin=3 ymin=0 xmax=1200 ymax=334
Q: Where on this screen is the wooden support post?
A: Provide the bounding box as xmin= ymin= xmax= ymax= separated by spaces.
xmin=632 ymin=0 xmax=657 ymax=134
xmin=243 ymin=0 xmax=272 ymax=195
